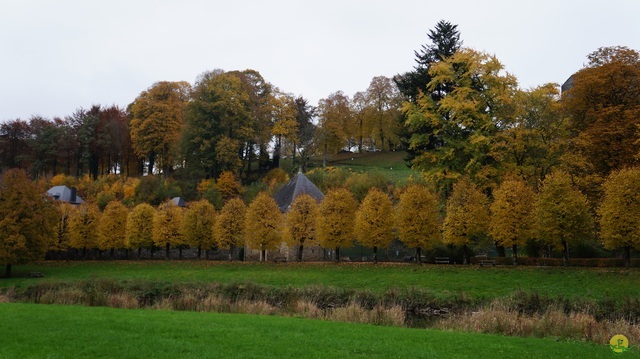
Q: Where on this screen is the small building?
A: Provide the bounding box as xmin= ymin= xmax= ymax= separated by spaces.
xmin=47 ymin=186 xmax=84 ymax=205
xmin=171 ymin=197 xmax=187 ymax=207
xmin=273 ymin=171 xmax=325 ymax=212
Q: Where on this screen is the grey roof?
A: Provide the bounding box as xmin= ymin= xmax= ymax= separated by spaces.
xmin=47 ymin=185 xmax=84 ymax=204
xmin=273 ymin=171 xmax=324 ymax=212
xmin=172 ymin=197 xmax=186 ymax=207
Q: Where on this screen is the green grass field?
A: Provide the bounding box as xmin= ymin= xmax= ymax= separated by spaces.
xmin=4 ymin=261 xmax=640 ymax=302
xmin=0 ymin=303 xmax=625 ymax=359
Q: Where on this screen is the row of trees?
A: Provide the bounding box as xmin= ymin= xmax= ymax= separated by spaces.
xmin=3 ymin=161 xmax=639 ymax=278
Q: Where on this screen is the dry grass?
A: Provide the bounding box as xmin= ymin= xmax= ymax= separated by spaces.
xmin=435 ymin=302 xmax=640 ymax=345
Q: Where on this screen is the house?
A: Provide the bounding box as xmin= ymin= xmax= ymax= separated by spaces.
xmin=171 ymin=197 xmax=187 ymax=207
xmin=273 ymin=170 xmax=325 ymax=212
xmin=47 ymin=185 xmax=84 ymax=205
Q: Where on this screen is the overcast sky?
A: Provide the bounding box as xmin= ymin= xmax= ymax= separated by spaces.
xmin=1 ymin=0 xmax=638 ymax=121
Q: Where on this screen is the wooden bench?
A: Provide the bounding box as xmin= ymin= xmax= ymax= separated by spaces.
xmin=272 ymin=257 xmax=287 ymax=263
xmin=435 ymin=257 xmax=450 ymax=264
xmin=29 ymin=272 xmax=44 ymax=278
xmin=340 ymin=257 xmax=351 ymax=262
xmin=480 ymin=260 xmax=496 ymax=267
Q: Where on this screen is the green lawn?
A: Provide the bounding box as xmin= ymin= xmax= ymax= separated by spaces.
xmin=4 ymin=261 xmax=640 ymax=301
xmin=0 ymin=303 xmax=624 ymax=359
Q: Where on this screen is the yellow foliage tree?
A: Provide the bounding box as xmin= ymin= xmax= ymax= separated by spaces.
xmin=126 ymin=203 xmax=156 ymax=258
xmin=284 ymin=194 xmax=318 ymax=262
xmin=489 ymin=178 xmax=535 ymax=265
xmin=355 ymin=188 xmax=395 ymax=263
xmin=153 ymin=201 xmax=184 ymax=259
xmin=68 ymin=202 xmax=101 ymax=259
xmin=97 ymin=200 xmax=128 ymax=257
xmin=182 ymin=199 xmax=216 ymax=258
xmin=216 ymin=171 xmax=242 ymax=201
xmin=214 ymin=198 xmax=247 ymax=261
xmin=535 ymin=171 xmax=593 ymax=266
xmin=0 ymin=169 xmax=57 ymax=277
xmin=244 ymin=192 xmax=283 ymax=261
xmin=395 ymin=184 xmax=442 ymax=263
xmin=316 ymin=188 xmax=358 ymax=261
xmin=52 ymin=202 xmax=76 ymax=254
xmin=443 ymin=178 xmax=489 ymax=264
xmin=598 ymin=167 xmax=640 ymax=266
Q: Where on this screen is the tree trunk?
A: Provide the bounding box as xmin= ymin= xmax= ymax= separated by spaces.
xmin=197 ymin=246 xmax=202 ymax=259
xmin=261 ymin=248 xmax=267 ymax=262
xmin=512 ymin=244 xmax=518 ymax=266
xmin=373 ymin=246 xmax=378 ymax=264
xmin=416 ymin=247 xmax=422 ymax=264
xmin=229 ymin=245 xmax=235 ymax=261
xmin=151 ymin=246 xmax=155 ymax=259
xmin=138 ymin=247 xmax=142 ymax=259
xmin=323 ymin=143 xmax=327 ymax=168
xmin=298 ymin=244 xmax=304 ymax=262
xmin=562 ymin=240 xmax=569 ymax=267
xmin=463 ymin=244 xmax=469 ymax=265
xmin=5 ymin=264 xmax=11 ymax=278
xmin=165 ymin=243 xmax=170 ymax=259
xmin=625 ymin=246 xmax=631 ymax=268
xmin=179 ymin=247 xmax=183 ymax=260
xmin=496 ymin=243 xmax=506 ymax=257
xmin=335 ymin=247 xmax=340 ymax=262
xmin=110 ymin=248 xmax=115 ymax=258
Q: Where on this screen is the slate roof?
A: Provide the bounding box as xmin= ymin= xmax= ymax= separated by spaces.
xmin=47 ymin=185 xmax=84 ymax=205
xmin=273 ymin=171 xmax=324 ymax=212
xmin=172 ymin=197 xmax=186 ymax=207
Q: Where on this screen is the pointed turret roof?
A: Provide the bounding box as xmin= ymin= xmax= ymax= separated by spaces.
xmin=273 ymin=171 xmax=324 ymax=212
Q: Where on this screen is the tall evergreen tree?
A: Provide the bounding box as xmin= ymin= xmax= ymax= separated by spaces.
xmin=394 ymin=20 xmax=462 ymax=165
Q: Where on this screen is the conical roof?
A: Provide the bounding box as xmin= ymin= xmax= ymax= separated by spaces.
xmin=274 ymin=171 xmax=324 ymax=212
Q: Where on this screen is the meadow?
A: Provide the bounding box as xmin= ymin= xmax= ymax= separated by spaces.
xmin=4 ymin=260 xmax=639 ymax=301
xmin=0 ymin=303 xmax=625 ymax=359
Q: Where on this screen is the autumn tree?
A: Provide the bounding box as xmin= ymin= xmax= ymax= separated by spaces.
xmin=216 ymin=171 xmax=242 ymax=201
xmin=284 ymin=194 xmax=319 ymax=262
xmin=125 ymin=203 xmax=156 ymax=258
xmin=395 ymin=20 xmax=462 ymax=165
xmin=316 ymin=188 xmax=358 ymax=261
xmin=355 ymin=188 xmax=395 ymax=263
xmin=317 ymin=91 xmax=352 ymax=166
xmin=0 ymin=169 xmax=56 ymax=277
xmin=535 ymin=171 xmax=593 ymax=266
xmin=270 ymin=90 xmax=298 ymax=168
xmin=182 ymin=199 xmax=216 ymax=259
xmin=492 ymin=84 xmax=567 ymax=188
xmin=365 ymin=76 xmax=402 ymax=151
xmin=153 ymin=201 xmax=184 ymax=259
xmin=563 ymin=46 xmax=640 ymax=183
xmin=489 ymin=177 xmax=536 ymax=265
xmin=129 ymin=81 xmax=191 ymax=175
xmin=405 ymin=48 xmax=518 ymax=193
xmin=68 ymin=202 xmax=101 ymax=259
xmin=183 ymin=69 xmax=270 ymax=179
xmin=442 ymin=178 xmax=489 ymax=264
xmin=97 ymin=200 xmax=128 ymax=257
xmin=52 ymin=202 xmax=75 ymax=255
xmin=214 ymin=198 xmax=247 ymax=261
xmin=598 ymin=167 xmax=640 ymax=266
xmin=244 ymin=192 xmax=283 ymax=261
xmin=395 ymin=184 xmax=442 ymax=263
